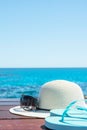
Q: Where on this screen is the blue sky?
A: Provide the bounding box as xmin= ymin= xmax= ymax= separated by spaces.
xmin=0 ymin=0 xmax=87 ymax=68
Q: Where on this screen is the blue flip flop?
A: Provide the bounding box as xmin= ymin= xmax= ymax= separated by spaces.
xmin=45 ymin=100 xmax=87 ymax=130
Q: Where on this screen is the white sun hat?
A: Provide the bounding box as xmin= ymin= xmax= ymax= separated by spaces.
xmin=39 ymin=80 xmax=86 ymax=110
xmin=9 ymin=80 xmax=86 ymax=118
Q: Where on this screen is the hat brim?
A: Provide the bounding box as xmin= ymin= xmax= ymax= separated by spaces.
xmin=9 ymin=106 xmax=50 ymax=118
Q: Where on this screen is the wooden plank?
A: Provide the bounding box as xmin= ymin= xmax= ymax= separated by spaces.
xmin=0 ymin=119 xmax=48 ymax=130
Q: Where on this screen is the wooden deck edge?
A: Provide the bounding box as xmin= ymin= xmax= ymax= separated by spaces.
xmin=0 ymin=98 xmax=20 ymax=105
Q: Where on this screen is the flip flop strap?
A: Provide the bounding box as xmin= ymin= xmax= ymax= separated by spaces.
xmin=60 ymin=99 xmax=87 ymax=122
xmin=60 ymin=100 xmax=77 ymax=122
xmin=76 ymin=106 xmax=87 ymax=111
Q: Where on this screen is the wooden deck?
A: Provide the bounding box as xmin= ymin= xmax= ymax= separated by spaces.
xmin=0 ymin=97 xmax=87 ymax=130
xmin=0 ymin=99 xmax=49 ymax=130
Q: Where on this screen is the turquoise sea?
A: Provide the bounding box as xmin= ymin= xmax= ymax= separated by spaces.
xmin=0 ymin=68 xmax=87 ymax=98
